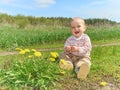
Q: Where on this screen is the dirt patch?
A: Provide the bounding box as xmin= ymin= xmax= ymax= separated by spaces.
xmin=93 ymin=42 xmax=120 ymax=47
xmin=97 ymin=82 xmax=120 ymax=90
xmin=0 ymin=51 xmax=17 ymax=56
xmin=0 ymin=48 xmax=62 ymax=56
xmin=0 ymin=43 xmax=120 ymax=56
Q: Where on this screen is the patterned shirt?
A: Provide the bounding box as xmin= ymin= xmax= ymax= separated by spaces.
xmin=64 ymin=34 xmax=92 ymax=57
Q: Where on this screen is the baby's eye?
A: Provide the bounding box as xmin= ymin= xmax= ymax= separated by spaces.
xmin=77 ymin=25 xmax=81 ymax=28
xmin=71 ymin=27 xmax=75 ymax=29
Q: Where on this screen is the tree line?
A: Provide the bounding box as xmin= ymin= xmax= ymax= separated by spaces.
xmin=0 ymin=13 xmax=117 ymax=29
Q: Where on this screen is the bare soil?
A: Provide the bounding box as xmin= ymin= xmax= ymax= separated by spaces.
xmin=0 ymin=43 xmax=120 ymax=56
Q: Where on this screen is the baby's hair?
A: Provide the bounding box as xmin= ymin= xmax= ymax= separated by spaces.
xmin=70 ymin=17 xmax=85 ymax=24
xmin=70 ymin=17 xmax=87 ymax=29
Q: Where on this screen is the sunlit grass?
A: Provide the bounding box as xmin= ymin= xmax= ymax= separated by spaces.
xmin=0 ymin=25 xmax=120 ymax=89
xmin=0 ymin=25 xmax=120 ymax=50
xmin=0 ymin=45 xmax=120 ymax=89
xmin=51 ymin=45 xmax=120 ymax=90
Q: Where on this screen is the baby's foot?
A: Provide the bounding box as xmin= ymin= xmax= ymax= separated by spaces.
xmin=59 ymin=60 xmax=73 ymax=70
xmin=77 ymin=63 xmax=90 ymax=79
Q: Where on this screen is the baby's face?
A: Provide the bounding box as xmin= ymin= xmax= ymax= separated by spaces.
xmin=70 ymin=19 xmax=86 ymax=38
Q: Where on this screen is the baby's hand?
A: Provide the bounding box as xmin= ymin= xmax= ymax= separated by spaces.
xmin=71 ymin=46 xmax=79 ymax=52
xmin=65 ymin=46 xmax=71 ymax=52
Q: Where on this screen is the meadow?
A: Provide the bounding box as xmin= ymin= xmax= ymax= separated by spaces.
xmin=0 ymin=24 xmax=120 ymax=90
xmin=0 ymin=24 xmax=120 ymax=50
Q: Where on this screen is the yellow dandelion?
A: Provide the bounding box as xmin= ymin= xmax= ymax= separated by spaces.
xmin=19 ymin=50 xmax=26 ymax=55
xmin=31 ymin=49 xmax=37 ymax=52
xmin=54 ymin=52 xmax=59 ymax=56
xmin=15 ymin=48 xmax=22 ymax=51
xmin=49 ymin=58 xmax=55 ymax=61
xmin=60 ymin=71 xmax=65 ymax=75
xmin=60 ymin=59 xmax=66 ymax=65
xmin=100 ymin=81 xmax=107 ymax=86
xmin=34 ymin=51 xmax=42 ymax=57
xmin=28 ymin=55 xmax=33 ymax=58
xmin=50 ymin=52 xmax=59 ymax=58
xmin=24 ymin=49 xmax=30 ymax=53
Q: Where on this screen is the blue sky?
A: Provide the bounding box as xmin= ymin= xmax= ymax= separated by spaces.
xmin=0 ymin=0 xmax=120 ymax=22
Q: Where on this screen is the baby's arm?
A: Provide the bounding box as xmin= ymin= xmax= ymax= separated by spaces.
xmin=71 ymin=35 xmax=92 ymax=55
xmin=73 ymin=37 xmax=91 ymax=55
xmin=65 ymin=46 xmax=71 ymax=53
xmin=71 ymin=46 xmax=79 ymax=52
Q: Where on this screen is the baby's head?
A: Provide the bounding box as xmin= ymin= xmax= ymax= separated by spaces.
xmin=70 ymin=17 xmax=86 ymax=38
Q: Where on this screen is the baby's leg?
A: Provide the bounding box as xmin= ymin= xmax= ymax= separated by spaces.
xmin=75 ymin=57 xmax=91 ymax=79
xmin=59 ymin=52 xmax=73 ymax=70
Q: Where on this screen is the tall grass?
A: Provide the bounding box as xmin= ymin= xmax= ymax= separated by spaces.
xmin=0 ymin=26 xmax=70 ymax=49
xmin=0 ymin=25 xmax=120 ymax=49
xmin=87 ymin=26 xmax=120 ymax=41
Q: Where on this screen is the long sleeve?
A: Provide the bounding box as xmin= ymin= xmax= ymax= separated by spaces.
xmin=64 ymin=34 xmax=92 ymax=57
xmin=77 ymin=35 xmax=92 ymax=56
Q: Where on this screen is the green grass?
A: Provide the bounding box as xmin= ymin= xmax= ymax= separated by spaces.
xmin=0 ymin=25 xmax=120 ymax=89
xmin=0 ymin=26 xmax=69 ymax=50
xmin=0 ymin=25 xmax=120 ymax=50
xmin=0 ymin=45 xmax=120 ymax=90
xmin=50 ymin=45 xmax=120 ymax=90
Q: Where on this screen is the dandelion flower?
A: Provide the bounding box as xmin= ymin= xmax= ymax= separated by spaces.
xmin=54 ymin=52 xmax=59 ymax=56
xmin=49 ymin=58 xmax=55 ymax=61
xmin=60 ymin=71 xmax=65 ymax=75
xmin=19 ymin=50 xmax=26 ymax=55
xmin=28 ymin=55 xmax=33 ymax=58
xmin=15 ymin=48 xmax=22 ymax=51
xmin=34 ymin=51 xmax=42 ymax=57
xmin=100 ymin=81 xmax=107 ymax=86
xmin=24 ymin=49 xmax=30 ymax=53
xmin=50 ymin=52 xmax=59 ymax=58
xmin=60 ymin=59 xmax=66 ymax=65
xmin=31 ymin=49 xmax=37 ymax=52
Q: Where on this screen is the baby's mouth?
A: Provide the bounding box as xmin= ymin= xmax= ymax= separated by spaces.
xmin=74 ymin=31 xmax=79 ymax=34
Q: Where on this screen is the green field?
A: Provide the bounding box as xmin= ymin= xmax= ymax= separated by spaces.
xmin=0 ymin=25 xmax=120 ymax=50
xmin=0 ymin=25 xmax=120 ymax=90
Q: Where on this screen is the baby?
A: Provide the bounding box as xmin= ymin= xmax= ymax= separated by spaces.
xmin=59 ymin=17 xmax=92 ymax=79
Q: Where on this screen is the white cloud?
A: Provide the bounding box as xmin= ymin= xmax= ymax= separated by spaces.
xmin=0 ymin=0 xmax=15 ymax=4
xmin=81 ymin=0 xmax=120 ymax=22
xmin=0 ymin=9 xmax=8 ymax=13
xmin=90 ymin=1 xmax=107 ymax=6
xmin=0 ymin=0 xmax=35 ymax=10
xmin=35 ymin=0 xmax=56 ymax=8
xmin=107 ymin=0 xmax=120 ymax=8
xmin=90 ymin=0 xmax=120 ymax=7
